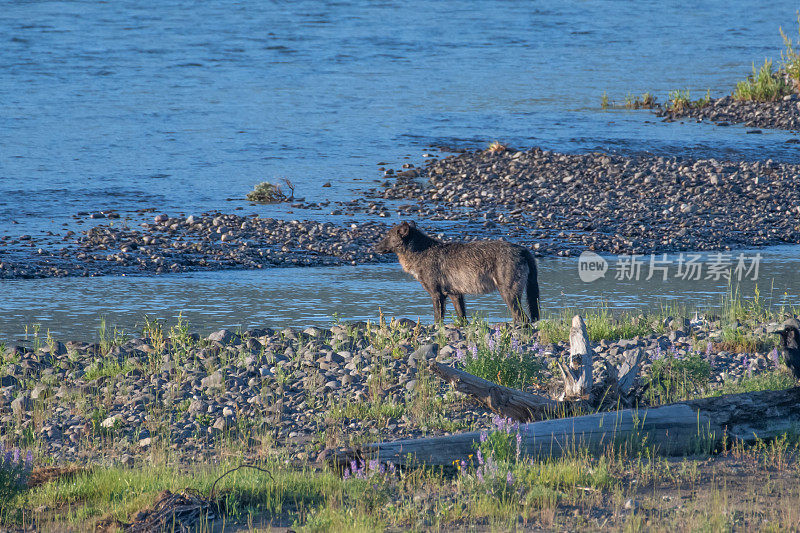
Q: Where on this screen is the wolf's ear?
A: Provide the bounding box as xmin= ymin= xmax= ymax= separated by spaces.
xmin=398 ymin=222 xmax=411 ymax=237
xmin=407 ymin=220 xmax=416 ymax=228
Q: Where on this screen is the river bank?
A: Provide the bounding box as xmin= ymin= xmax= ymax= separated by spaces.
xmin=656 ymin=93 xmax=800 ymax=131
xmin=1 ymin=306 xmax=798 ymax=530
xmin=0 ymin=309 xmax=787 ymax=466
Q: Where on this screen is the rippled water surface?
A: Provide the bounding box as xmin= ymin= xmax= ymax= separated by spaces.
xmin=3 ymin=1 xmax=800 ymax=232
xmin=2 ymin=1 xmax=799 ymax=337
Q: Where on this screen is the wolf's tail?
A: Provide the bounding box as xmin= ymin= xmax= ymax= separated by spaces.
xmin=524 ymin=250 xmax=540 ymax=322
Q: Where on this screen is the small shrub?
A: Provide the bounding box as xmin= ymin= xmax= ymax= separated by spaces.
xmin=486 ymin=141 xmax=508 ymax=153
xmin=600 ymin=91 xmax=610 ymax=109
xmin=246 ymin=179 xmax=295 ymax=203
xmin=733 ymin=59 xmax=791 ymax=101
xmin=0 ymin=447 xmax=33 ymax=502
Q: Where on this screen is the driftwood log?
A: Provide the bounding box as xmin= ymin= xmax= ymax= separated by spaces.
xmin=336 ymin=387 xmax=800 ymax=467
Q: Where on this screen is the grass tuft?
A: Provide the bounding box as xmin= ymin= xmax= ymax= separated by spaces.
xmin=666 ymin=89 xmax=711 ymax=111
xmin=624 ymin=92 xmax=657 ymax=109
xmin=733 ymin=59 xmax=792 ymax=101
xmin=780 ymin=12 xmax=800 ymax=89
xmin=486 ymin=141 xmax=508 ymax=154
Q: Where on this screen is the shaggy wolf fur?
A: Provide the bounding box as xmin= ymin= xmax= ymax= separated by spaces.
xmin=773 ymin=317 xmax=800 ymax=379
xmin=375 ymin=221 xmax=540 ymax=323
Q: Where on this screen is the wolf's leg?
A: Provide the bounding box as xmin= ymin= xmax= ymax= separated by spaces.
xmin=499 ymin=286 xmax=528 ymax=324
xmin=430 ymin=292 xmax=447 ymax=323
xmin=449 ymin=295 xmax=466 ymax=320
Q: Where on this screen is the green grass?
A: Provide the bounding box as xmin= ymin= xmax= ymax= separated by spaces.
xmin=733 ymin=59 xmax=792 ymax=101
xmin=713 ymin=369 xmax=797 ymax=396
xmin=643 ymin=352 xmax=712 ymax=405
xmin=538 ymin=306 xmax=661 ymax=344
xmin=328 ymin=399 xmax=405 ymax=424
xmin=780 ymin=12 xmax=800 ymax=87
xmin=666 ymin=88 xmax=711 ymax=111
xmin=624 ymin=92 xmax=657 ymax=109
xmin=82 ymin=358 xmax=139 ymax=381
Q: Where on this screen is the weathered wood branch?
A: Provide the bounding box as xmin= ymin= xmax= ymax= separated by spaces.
xmin=334 ymin=387 xmax=800 ymax=468
xmin=430 ymin=362 xmax=566 ymax=422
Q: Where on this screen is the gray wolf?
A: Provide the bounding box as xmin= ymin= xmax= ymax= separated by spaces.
xmin=375 ymin=221 xmax=540 ymax=323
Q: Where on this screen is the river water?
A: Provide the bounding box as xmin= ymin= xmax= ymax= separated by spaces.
xmin=1 ymin=1 xmax=799 ymax=339
xmin=1 ymin=247 xmax=797 ymax=341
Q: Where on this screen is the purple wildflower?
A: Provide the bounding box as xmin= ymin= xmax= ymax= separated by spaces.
xmin=770 ymin=348 xmax=780 ymax=367
xmin=455 ymin=347 xmax=465 ymax=364
xmin=653 ymin=346 xmax=662 ymax=361
xmin=342 ymin=469 xmax=351 ymax=480
xmin=477 ymin=449 xmax=484 ymax=466
xmin=387 ymin=461 xmax=396 ymax=474
xmin=488 ymin=337 xmax=496 ymax=351
xmin=705 ymin=342 xmax=713 ymax=357
xmin=516 ymin=432 xmax=522 ymax=460
xmin=368 ymin=459 xmax=379 ymax=473
xmin=470 ymin=344 xmax=478 ymax=358
xmin=480 ymin=431 xmax=488 ymax=443
xmin=476 ymin=469 xmax=484 ymax=483
xmin=506 ymin=471 xmax=514 ymax=485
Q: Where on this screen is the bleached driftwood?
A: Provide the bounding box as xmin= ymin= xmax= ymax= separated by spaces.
xmin=558 ymin=315 xmax=593 ymax=401
xmin=334 ymin=387 xmax=800 ymax=468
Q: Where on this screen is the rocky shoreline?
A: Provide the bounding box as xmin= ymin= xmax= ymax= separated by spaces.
xmin=3 ymin=147 xmax=800 ymax=280
xmin=656 ymin=93 xmax=800 ymax=131
xmin=0 ymin=318 xmax=783 ymax=467
xmin=355 ymin=147 xmax=800 ymax=254
xmin=0 ymin=216 xmax=394 ymax=279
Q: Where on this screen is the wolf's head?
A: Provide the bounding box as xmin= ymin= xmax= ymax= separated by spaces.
xmin=374 ymin=221 xmax=417 ymax=254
